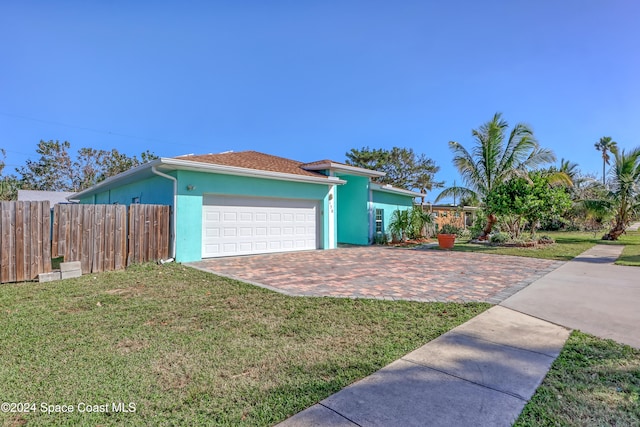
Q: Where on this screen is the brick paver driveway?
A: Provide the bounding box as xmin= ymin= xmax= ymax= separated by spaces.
xmin=189 ymin=246 xmax=563 ymax=303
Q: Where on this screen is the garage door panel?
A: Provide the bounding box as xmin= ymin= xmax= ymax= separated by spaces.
xmin=239 ymin=227 xmax=253 ymax=237
xmin=238 ymin=212 xmax=252 ymax=222
xmin=202 ymin=196 xmax=320 ymax=258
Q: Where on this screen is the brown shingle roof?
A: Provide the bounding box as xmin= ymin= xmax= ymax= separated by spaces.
xmin=174 ymin=151 xmax=327 ymax=178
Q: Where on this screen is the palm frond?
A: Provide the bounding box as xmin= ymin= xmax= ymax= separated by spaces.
xmin=434 ymin=186 xmax=476 ymax=204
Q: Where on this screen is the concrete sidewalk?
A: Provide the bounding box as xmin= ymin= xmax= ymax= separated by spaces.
xmin=626 ymin=221 xmax=640 ymax=231
xmin=278 ymin=241 xmax=640 ymax=426
xmin=501 ymin=244 xmax=640 ymax=348
xmin=278 ymin=306 xmax=570 ymax=427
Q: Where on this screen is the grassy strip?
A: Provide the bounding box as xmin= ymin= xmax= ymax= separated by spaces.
xmin=615 ymin=230 xmax=640 ymax=267
xmin=0 ymin=263 xmax=488 ymax=426
xmin=444 ymin=231 xmax=604 ymax=261
xmin=440 ymin=230 xmax=640 ymax=263
xmin=515 ymin=331 xmax=640 ymax=426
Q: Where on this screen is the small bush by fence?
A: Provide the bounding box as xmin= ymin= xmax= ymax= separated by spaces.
xmin=1 ymin=202 xmax=170 ymax=283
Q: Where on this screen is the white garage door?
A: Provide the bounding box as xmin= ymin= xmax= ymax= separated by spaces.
xmin=202 ymin=195 xmax=320 ymax=258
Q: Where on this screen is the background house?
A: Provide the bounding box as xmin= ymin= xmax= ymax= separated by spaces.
xmin=18 ymin=190 xmax=78 ymax=205
xmin=72 ymin=151 xmax=420 ymax=262
xmin=427 ymin=204 xmax=479 ymax=230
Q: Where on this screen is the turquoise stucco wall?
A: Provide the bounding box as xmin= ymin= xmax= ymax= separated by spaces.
xmin=174 ymin=170 xmax=335 ymax=262
xmin=78 ymin=169 xmax=337 ymax=262
xmin=372 ymin=190 xmax=415 ymax=240
xmin=335 ymin=173 xmax=369 ymax=245
xmin=78 ymin=175 xmax=175 ymax=206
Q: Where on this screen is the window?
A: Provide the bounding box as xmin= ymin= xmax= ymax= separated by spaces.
xmin=375 ymin=209 xmax=383 ymax=234
xmin=433 ymin=211 xmax=439 ymax=217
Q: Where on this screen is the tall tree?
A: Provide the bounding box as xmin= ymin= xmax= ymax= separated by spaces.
xmin=0 ymin=149 xmax=19 ymax=200
xmin=98 ymin=148 xmax=157 ymax=181
xmin=435 ymin=113 xmax=556 ymax=238
xmin=594 ymin=136 xmax=618 ymax=186
xmin=17 ymin=140 xmax=158 ymax=192
xmin=345 ymin=146 xmax=442 ymax=200
xmin=602 ymin=146 xmax=640 ymax=240
xmin=485 ymin=172 xmax=571 ymax=239
xmin=17 ymin=140 xmax=74 ymax=191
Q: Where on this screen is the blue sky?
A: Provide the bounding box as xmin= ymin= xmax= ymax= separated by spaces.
xmin=1 ymin=1 xmax=639 ymax=203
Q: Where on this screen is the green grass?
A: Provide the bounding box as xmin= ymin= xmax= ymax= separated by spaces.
xmin=436 ymin=230 xmax=640 ymax=263
xmin=0 ymin=263 xmax=489 ymax=426
xmin=615 ymin=230 xmax=640 ymax=266
xmin=443 ymin=231 xmax=604 ymax=261
xmin=515 ymin=331 xmax=640 ymax=426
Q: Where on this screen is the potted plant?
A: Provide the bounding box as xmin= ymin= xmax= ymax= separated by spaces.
xmin=437 ymin=223 xmax=459 ymax=249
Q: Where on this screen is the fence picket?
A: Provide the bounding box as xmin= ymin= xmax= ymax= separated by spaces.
xmin=0 ymin=202 xmax=169 ymax=283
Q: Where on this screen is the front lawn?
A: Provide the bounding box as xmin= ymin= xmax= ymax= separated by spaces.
xmin=515 ymin=331 xmax=640 ymax=426
xmin=441 ymin=230 xmax=640 ymax=263
xmin=615 ymin=230 xmax=640 ymax=266
xmin=0 ymin=263 xmax=488 ymax=426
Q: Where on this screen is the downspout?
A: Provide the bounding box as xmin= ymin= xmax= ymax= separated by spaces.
xmin=151 ymin=166 xmax=177 ymax=259
xmin=368 ymin=183 xmax=374 ymax=244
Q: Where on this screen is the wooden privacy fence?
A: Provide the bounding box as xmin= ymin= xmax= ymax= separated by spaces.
xmin=127 ymin=204 xmax=171 ymax=266
xmin=0 ymin=201 xmax=52 ymax=283
xmin=52 ymin=204 xmax=129 ymax=274
xmin=0 ymin=202 xmax=170 ymax=283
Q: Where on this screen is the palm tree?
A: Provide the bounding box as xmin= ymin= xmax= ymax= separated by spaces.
xmin=602 ymin=146 xmax=640 ymax=240
xmin=558 ymin=158 xmax=579 ymax=182
xmin=594 ymin=136 xmax=618 ymax=186
xmin=436 ymin=113 xmax=556 ymax=238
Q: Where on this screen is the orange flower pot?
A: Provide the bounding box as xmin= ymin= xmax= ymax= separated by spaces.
xmin=437 ymin=233 xmax=456 ymax=250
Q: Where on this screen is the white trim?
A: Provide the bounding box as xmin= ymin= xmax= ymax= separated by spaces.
xmin=161 ymin=158 xmax=346 ymax=185
xmin=71 ymin=158 xmax=346 ymax=200
xmin=368 ymin=187 xmax=374 ymax=243
xmin=303 ymin=162 xmax=386 ymax=178
xmin=71 ymin=159 xmax=164 ymax=200
xmin=328 ymin=185 xmax=336 ymax=248
xmin=370 ymin=183 xmax=423 ymax=198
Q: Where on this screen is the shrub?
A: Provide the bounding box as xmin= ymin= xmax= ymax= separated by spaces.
xmin=469 ymin=214 xmax=487 ymax=239
xmin=489 ymin=232 xmax=509 ymax=244
xmin=538 ymin=235 xmax=555 ymax=244
xmin=373 ymin=233 xmax=389 ymax=245
xmin=457 ymin=228 xmax=471 ymax=240
xmin=439 ymin=223 xmax=460 ymax=235
xmin=388 ymin=209 xmax=410 ymax=241
xmin=408 ymin=206 xmax=434 ymax=239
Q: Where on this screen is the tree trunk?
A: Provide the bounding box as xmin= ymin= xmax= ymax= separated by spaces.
xmin=602 ymin=223 xmax=626 ymax=240
xmin=478 ymin=213 xmax=497 ymax=240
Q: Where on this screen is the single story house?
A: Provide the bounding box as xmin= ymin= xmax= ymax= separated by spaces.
xmin=427 ymin=204 xmax=479 ymax=229
xmin=71 ymin=151 xmax=421 ymax=262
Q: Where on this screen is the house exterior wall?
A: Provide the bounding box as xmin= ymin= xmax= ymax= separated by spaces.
xmin=173 ymin=170 xmax=336 ymax=262
xmin=79 ymin=175 xmax=175 ymax=206
xmin=77 ymin=170 xmax=337 ymax=263
xmin=335 ymin=174 xmax=369 ymax=245
xmin=371 ymin=190 xmax=414 ymax=240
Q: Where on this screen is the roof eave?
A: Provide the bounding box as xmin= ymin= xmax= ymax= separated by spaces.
xmin=159 ymin=158 xmax=345 ymax=185
xmin=371 ymin=183 xmax=423 ymax=198
xmin=71 ymin=159 xmax=162 ymax=200
xmin=71 ymin=158 xmax=345 ymax=200
xmin=303 ymin=162 xmax=386 ymax=178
